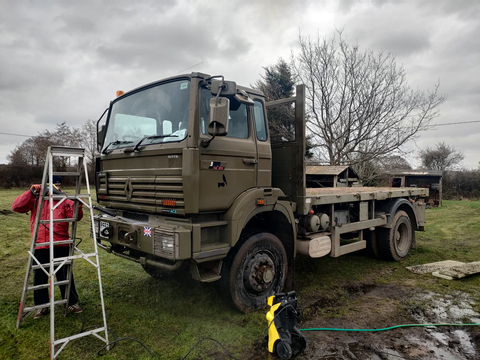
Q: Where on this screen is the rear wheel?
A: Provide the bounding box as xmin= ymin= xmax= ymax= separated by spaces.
xmin=378 ymin=210 xmax=413 ymax=261
xmin=220 ymin=232 xmax=287 ymax=313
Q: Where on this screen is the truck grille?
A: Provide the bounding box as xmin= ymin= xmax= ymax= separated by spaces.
xmin=97 ymin=173 xmax=185 ymax=215
xmin=123 ymin=211 xmax=149 ymax=222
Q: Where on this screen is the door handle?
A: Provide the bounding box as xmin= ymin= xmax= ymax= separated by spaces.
xmin=243 ymin=158 xmax=258 ymax=165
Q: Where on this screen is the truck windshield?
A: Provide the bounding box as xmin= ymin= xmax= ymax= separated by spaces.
xmin=102 ymin=79 xmax=190 ymax=152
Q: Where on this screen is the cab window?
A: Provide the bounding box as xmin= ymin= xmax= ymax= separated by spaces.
xmin=254 ymin=100 xmax=267 ymax=141
xmin=200 ymin=88 xmax=248 ymax=139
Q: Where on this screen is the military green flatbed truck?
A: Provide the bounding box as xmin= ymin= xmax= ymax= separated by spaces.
xmin=92 ymin=73 xmax=428 ymax=312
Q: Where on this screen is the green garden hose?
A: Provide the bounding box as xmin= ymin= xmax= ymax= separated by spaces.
xmin=300 ymin=323 xmax=480 ymax=332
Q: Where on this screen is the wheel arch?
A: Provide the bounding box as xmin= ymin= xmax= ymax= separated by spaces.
xmin=376 ymin=198 xmax=419 ymax=231
xmin=223 ymin=188 xmax=296 ymax=264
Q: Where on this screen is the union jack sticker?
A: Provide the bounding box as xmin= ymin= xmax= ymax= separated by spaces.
xmin=144 ymin=226 xmax=152 ymax=237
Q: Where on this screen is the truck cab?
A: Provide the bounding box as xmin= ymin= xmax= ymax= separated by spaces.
xmin=94 ymin=73 xmax=296 ymax=312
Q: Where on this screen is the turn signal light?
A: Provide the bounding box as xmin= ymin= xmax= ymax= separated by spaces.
xmin=256 ymin=199 xmax=266 ymax=206
xmin=162 ymin=199 xmax=176 ymax=207
xmin=116 ymin=90 xmax=125 ymax=97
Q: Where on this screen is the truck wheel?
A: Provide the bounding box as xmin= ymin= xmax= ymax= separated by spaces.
xmin=377 ymin=210 xmax=413 ymax=261
xmin=220 ymin=232 xmax=287 ymax=313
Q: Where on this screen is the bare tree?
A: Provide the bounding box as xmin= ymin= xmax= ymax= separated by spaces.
xmin=8 ymin=122 xmax=82 ymax=168
xmin=419 ymin=142 xmax=464 ymax=170
xmin=81 ymin=119 xmax=99 ymax=176
xmin=292 ymin=31 xmax=446 ymax=166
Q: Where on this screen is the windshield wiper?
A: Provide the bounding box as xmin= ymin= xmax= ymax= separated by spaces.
xmin=132 ymin=134 xmax=179 ymax=152
xmin=102 ymin=140 xmax=133 ymax=154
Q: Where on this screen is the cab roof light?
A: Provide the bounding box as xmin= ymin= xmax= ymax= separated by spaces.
xmin=116 ymin=90 xmax=125 ymax=97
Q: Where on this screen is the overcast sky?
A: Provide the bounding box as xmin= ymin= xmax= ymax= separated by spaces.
xmin=1 ymin=0 xmax=479 ymax=169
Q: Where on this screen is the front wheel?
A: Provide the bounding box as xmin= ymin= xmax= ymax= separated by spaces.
xmin=377 ymin=210 xmax=413 ymax=261
xmin=220 ymin=232 xmax=288 ymax=313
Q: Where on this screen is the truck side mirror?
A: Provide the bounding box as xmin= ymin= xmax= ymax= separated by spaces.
xmin=208 ymin=97 xmax=229 ymax=136
xmin=211 ymin=80 xmax=237 ymax=96
xmin=97 ymin=125 xmax=106 ymax=150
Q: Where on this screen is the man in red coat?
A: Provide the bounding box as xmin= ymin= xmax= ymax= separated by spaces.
xmin=12 ymin=176 xmax=83 ymax=319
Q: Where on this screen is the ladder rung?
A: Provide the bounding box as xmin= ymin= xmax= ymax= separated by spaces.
xmin=53 ymin=171 xmax=81 ymax=177
xmin=53 ymin=327 xmax=108 ymax=346
xmin=32 ymin=260 xmax=73 ymax=270
xmin=40 ymin=218 xmax=76 ymax=224
xmin=27 ymin=280 xmax=70 ymax=291
xmin=24 ymin=299 xmax=68 ymax=312
xmin=49 ymin=147 xmax=85 ymax=157
xmin=51 ymin=194 xmax=90 ymax=200
xmin=34 ymin=240 xmax=74 ymax=247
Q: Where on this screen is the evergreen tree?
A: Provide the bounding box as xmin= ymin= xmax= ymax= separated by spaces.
xmin=255 ymin=59 xmax=314 ymax=157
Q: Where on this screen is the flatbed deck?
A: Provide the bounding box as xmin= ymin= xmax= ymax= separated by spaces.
xmin=303 ymin=187 xmax=428 ymax=206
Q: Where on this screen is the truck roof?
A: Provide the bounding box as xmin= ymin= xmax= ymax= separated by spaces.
xmin=115 ymin=72 xmax=265 ymax=100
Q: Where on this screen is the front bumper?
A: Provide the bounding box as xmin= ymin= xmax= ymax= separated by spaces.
xmin=92 ymin=214 xmax=191 ymax=260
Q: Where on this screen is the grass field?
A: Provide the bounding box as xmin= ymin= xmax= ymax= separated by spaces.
xmin=1 ymin=188 xmax=479 ymax=359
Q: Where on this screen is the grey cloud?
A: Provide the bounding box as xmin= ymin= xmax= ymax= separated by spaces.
xmin=372 ymin=31 xmax=430 ymax=57
xmin=96 ymin=19 xmax=252 ymax=72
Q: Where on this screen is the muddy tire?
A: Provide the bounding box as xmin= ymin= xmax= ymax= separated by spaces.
xmin=377 ymin=210 xmax=413 ymax=261
xmin=220 ymin=232 xmax=287 ymax=313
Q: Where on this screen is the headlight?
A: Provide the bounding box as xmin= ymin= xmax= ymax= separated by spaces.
xmin=154 ymin=229 xmax=179 ymax=259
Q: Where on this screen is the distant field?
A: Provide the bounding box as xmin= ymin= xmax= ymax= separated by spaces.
xmin=1 ymin=188 xmax=479 ymax=359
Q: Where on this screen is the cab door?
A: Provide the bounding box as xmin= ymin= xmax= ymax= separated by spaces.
xmin=198 ymin=89 xmax=257 ymax=212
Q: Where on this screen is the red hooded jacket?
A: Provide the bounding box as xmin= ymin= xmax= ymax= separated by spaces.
xmin=12 ymin=190 xmax=83 ymax=249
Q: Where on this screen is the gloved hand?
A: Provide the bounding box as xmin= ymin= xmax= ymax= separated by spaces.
xmin=30 ymin=184 xmax=41 ymax=193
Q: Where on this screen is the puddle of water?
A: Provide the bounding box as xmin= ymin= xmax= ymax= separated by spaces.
xmin=427 ymin=330 xmax=449 ymax=345
xmin=453 ymin=329 xmax=476 ymax=355
xmin=409 ymin=291 xmax=480 ymax=359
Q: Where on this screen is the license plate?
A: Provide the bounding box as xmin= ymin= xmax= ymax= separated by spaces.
xmin=100 ymin=221 xmax=110 ymax=238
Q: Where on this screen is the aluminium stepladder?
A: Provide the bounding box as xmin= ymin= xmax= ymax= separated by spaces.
xmin=17 ymin=146 xmax=109 ymax=359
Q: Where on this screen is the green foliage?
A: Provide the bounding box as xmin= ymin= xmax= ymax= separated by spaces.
xmin=254 ymin=58 xmax=297 ymax=144
xmin=443 ymin=170 xmax=480 ymax=200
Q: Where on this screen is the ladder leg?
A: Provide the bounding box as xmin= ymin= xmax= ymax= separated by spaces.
xmin=17 ymin=257 xmax=33 ymax=328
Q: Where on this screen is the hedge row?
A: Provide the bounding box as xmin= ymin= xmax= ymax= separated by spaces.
xmin=443 ymin=170 xmax=480 ymax=200
xmin=0 ymin=165 xmax=92 ymax=189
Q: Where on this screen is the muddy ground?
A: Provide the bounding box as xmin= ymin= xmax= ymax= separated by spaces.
xmin=252 ymin=283 xmax=480 ymax=360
